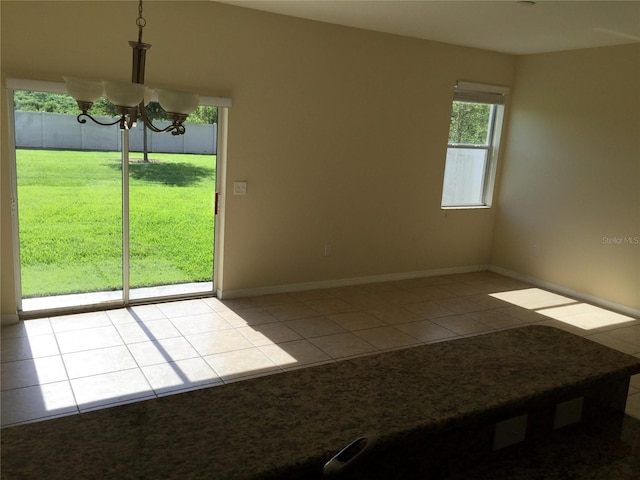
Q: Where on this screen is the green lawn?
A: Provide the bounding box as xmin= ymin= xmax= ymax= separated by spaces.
xmin=16 ymin=149 xmax=216 ymax=297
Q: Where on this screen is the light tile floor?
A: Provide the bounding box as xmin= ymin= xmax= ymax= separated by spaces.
xmin=2 ymin=271 xmax=640 ymax=427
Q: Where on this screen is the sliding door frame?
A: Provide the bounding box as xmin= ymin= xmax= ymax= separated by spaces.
xmin=6 ymin=78 xmax=231 ymax=317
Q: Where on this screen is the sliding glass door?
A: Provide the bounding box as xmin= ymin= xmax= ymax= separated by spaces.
xmin=128 ymin=107 xmax=217 ymax=300
xmin=15 ymin=136 xmax=124 ymax=307
xmin=11 ymin=88 xmax=218 ymax=313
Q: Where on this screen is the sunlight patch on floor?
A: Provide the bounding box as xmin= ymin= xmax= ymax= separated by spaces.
xmin=536 ymin=303 xmax=634 ymax=330
xmin=490 ymin=288 xmax=577 ymax=310
xmin=490 ymin=288 xmax=635 ymax=330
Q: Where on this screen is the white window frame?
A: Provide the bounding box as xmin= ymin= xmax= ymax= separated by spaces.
xmin=441 ymin=81 xmax=508 ymax=209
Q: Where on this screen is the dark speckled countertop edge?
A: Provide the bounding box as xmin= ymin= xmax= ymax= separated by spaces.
xmin=3 ymin=325 xmax=640 ymax=480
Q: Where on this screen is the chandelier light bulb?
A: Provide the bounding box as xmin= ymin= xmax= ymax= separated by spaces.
xmin=63 ymin=77 xmax=104 ymax=104
xmin=103 ymin=81 xmax=146 ymax=108
xmin=157 ymin=89 xmax=200 ymax=115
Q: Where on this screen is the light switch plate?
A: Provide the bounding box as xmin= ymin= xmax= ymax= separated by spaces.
xmin=234 ymin=181 xmax=247 ymax=195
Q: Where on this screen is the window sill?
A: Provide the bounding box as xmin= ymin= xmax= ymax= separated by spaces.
xmin=441 ymin=205 xmax=492 ymax=210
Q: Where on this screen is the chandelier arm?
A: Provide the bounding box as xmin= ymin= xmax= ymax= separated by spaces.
xmin=77 ymin=113 xmax=123 ymax=127
xmin=137 ymin=102 xmax=169 ymax=133
xmin=138 ymin=102 xmax=186 ymax=135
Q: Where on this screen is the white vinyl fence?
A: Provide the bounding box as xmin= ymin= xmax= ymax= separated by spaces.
xmin=14 ymin=111 xmax=217 ymax=154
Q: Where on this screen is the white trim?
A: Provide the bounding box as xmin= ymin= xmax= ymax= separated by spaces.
xmin=456 ymin=81 xmax=510 ymax=95
xmin=219 ymin=263 xmax=640 ymax=319
xmin=488 ymin=265 xmax=640 ymax=319
xmin=6 ymin=78 xmax=67 ymax=94
xmin=483 ymin=104 xmax=505 ymax=207
xmin=200 ymin=95 xmax=232 ymax=108
xmin=122 ymin=131 xmax=130 ymax=303
xmin=213 ymin=108 xmax=229 ymax=297
xmin=217 ymin=265 xmax=488 ymax=299
xmin=441 ymin=205 xmax=491 ymax=210
xmin=5 ymin=78 xmax=232 ymax=107
xmin=6 ymin=85 xmax=23 ymax=314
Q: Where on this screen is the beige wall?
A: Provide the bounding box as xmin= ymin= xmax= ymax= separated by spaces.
xmin=492 ymin=44 xmax=640 ymax=311
xmin=1 ymin=1 xmax=515 ymax=318
xmin=2 ymin=4 xmax=637 ymax=318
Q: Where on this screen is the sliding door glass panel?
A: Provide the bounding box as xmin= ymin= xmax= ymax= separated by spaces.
xmin=128 ymin=105 xmax=217 ymax=300
xmin=14 ymin=91 xmax=123 ymax=307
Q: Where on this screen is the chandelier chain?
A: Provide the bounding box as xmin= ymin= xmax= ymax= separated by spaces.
xmin=136 ymin=0 xmax=146 ymax=42
xmin=65 ymin=0 xmax=194 ymax=136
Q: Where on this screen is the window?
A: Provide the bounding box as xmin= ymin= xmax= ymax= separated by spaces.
xmin=441 ymin=81 xmax=508 ymax=208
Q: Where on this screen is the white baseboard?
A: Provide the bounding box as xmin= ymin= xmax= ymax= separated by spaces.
xmin=1 ymin=313 xmax=20 ymax=326
xmin=218 ymin=265 xmax=489 ymax=300
xmin=219 ymin=264 xmax=639 ymax=319
xmin=488 ymin=265 xmax=640 ymax=319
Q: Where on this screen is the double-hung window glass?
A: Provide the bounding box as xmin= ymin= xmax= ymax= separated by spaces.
xmin=441 ymin=81 xmax=508 ymax=208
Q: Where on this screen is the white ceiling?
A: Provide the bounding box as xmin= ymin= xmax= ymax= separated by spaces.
xmin=218 ymin=0 xmax=640 ymax=55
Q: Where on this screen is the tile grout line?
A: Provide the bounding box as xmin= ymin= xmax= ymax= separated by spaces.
xmin=3 ymin=274 xmax=640 ymax=427
xmin=50 ymin=316 xmax=82 ymax=416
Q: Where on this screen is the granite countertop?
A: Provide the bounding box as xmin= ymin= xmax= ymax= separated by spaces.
xmin=3 ymin=325 xmax=640 ymax=479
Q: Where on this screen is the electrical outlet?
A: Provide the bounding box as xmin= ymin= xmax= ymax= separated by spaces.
xmin=493 ymin=414 xmax=528 ymax=450
xmin=554 ymin=397 xmax=583 ymax=429
xmin=324 ymin=244 xmax=332 ymax=257
xmin=532 ymin=244 xmax=539 ymax=257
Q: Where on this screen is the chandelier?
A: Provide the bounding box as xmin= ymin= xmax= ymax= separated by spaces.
xmin=64 ymin=0 xmax=198 ymax=136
